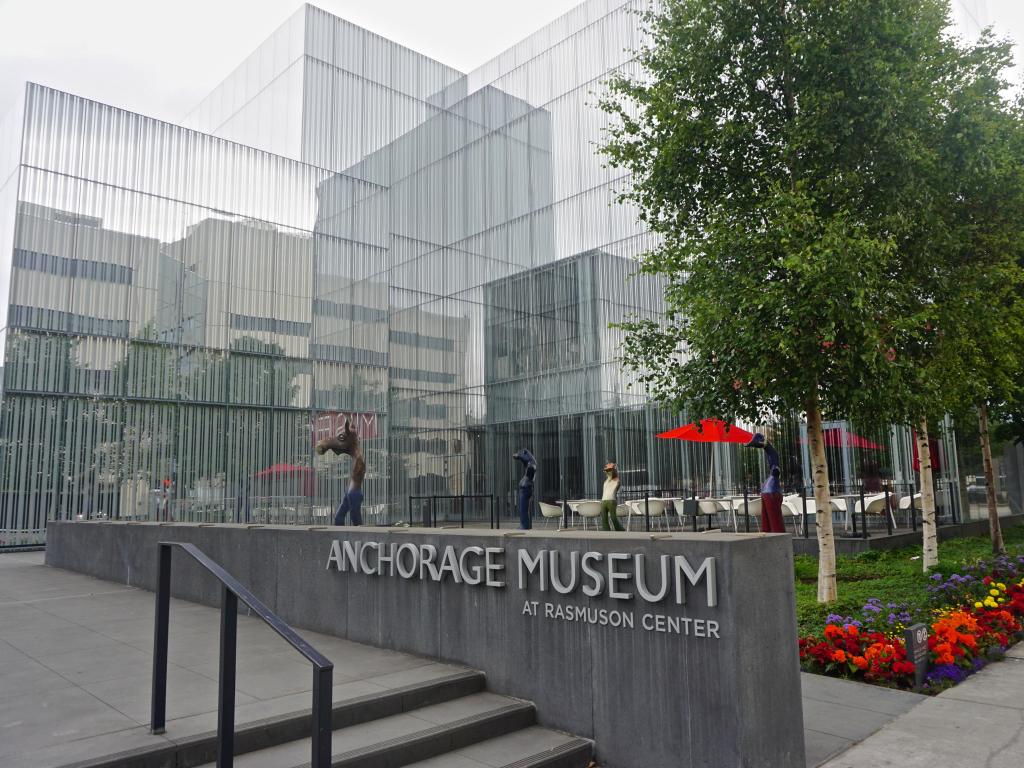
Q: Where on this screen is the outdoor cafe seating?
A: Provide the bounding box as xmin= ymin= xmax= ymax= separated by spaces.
xmin=538 ymin=501 xmax=564 ymax=527
xmin=852 ymin=493 xmax=898 ymax=531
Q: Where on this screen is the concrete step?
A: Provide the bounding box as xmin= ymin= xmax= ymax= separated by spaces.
xmin=196 ymin=692 xmax=538 ymax=768
xmin=65 ymin=670 xmax=486 ymax=768
xmin=403 ymin=725 xmax=594 ymax=768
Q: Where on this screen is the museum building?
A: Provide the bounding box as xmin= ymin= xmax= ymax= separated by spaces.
xmin=0 ymin=1 xmax=996 ymax=542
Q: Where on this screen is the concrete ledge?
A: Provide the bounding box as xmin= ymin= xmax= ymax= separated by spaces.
xmin=792 ymin=514 xmax=1024 ymax=557
xmin=46 ymin=521 xmax=806 ymax=768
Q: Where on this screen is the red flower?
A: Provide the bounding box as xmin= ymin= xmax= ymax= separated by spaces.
xmin=824 ymin=625 xmax=844 ymax=640
xmin=893 ymin=661 xmax=915 ymax=676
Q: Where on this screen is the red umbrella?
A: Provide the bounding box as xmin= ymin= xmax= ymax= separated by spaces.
xmin=656 ymin=419 xmax=754 ymax=444
xmin=800 ymin=428 xmax=883 ymax=450
xmin=253 ymin=464 xmax=315 ymax=496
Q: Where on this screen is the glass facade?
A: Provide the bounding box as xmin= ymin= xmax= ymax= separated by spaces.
xmin=0 ymin=0 xmax=1010 ymax=544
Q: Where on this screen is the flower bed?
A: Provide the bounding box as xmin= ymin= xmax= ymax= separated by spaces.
xmin=799 ymin=554 xmax=1024 ymax=693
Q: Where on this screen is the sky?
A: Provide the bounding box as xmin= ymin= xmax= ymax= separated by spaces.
xmin=0 ymin=0 xmax=1023 ymax=125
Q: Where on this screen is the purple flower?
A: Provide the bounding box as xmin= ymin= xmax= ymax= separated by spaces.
xmin=926 ymin=664 xmax=969 ymax=685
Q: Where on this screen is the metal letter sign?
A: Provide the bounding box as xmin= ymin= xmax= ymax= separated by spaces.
xmin=903 ymin=623 xmax=929 ymax=691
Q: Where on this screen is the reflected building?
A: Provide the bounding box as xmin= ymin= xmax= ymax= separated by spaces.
xmin=0 ymin=1 xmax=995 ymax=543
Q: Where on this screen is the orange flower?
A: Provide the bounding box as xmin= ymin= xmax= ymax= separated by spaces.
xmin=852 ymin=656 xmax=868 ymax=670
xmin=846 ymin=625 xmax=859 ymax=637
xmin=832 ymin=650 xmax=847 ymax=663
xmin=824 ymin=625 xmax=844 ymax=640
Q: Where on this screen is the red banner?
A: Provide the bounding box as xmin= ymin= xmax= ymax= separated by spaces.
xmin=312 ymin=412 xmax=379 ymax=447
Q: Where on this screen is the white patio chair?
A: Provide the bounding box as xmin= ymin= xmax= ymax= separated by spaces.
xmin=626 ymin=498 xmax=670 ymax=531
xmin=538 ymin=501 xmax=564 ymax=528
xmin=782 ymin=495 xmax=808 ymax=535
xmin=671 ymin=498 xmax=691 ymax=531
xmin=853 ymin=493 xmax=895 ymax=530
xmin=575 ymin=500 xmax=604 ymax=530
xmin=727 ymin=496 xmax=761 ymax=532
xmin=898 ymin=492 xmax=921 ymax=527
xmin=696 ymin=499 xmax=727 ymax=531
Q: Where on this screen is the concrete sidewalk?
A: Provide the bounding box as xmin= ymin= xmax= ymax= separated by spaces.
xmin=0 ymin=551 xmax=472 ymax=767
xmin=822 ymin=644 xmax=1024 ymax=767
xmin=0 ymin=551 xmax=924 ymax=767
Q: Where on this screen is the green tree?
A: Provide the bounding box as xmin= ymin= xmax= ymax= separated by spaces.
xmin=599 ymin=0 xmax=961 ymax=602
xmin=901 ymin=58 xmax=1024 ymax=560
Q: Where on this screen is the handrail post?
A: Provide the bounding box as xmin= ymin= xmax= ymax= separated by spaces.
xmin=801 ymin=485 xmax=809 ymax=539
xmin=884 ymin=485 xmax=893 ymax=535
xmin=910 ymin=480 xmax=918 ymax=531
xmin=644 ymin=492 xmax=650 ymax=532
xmin=217 ymin=586 xmax=238 ymax=768
xmin=859 ymin=483 xmax=869 ymax=539
xmin=312 ymin=665 xmax=332 ymax=767
xmin=150 ymin=543 xmax=171 ymax=734
xmin=743 ymin=487 xmax=750 ymax=533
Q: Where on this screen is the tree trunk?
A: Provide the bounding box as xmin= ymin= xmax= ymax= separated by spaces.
xmin=978 ymin=403 xmax=1006 ymax=555
xmin=807 ymin=393 xmax=837 ymax=602
xmin=917 ymin=419 xmax=938 ymax=570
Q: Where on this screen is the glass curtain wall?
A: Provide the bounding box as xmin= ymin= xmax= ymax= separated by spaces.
xmin=0 ymin=84 xmax=386 ymax=543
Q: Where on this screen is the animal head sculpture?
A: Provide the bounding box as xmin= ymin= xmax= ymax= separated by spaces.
xmin=316 ymin=418 xmax=360 ymax=456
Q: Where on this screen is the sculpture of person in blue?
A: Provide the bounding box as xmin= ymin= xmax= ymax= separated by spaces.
xmin=512 ymin=449 xmax=537 ymax=530
xmin=745 ymin=433 xmax=786 ymax=533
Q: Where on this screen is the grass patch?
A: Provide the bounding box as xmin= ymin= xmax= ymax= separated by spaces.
xmin=795 ymin=523 xmax=1024 ymax=637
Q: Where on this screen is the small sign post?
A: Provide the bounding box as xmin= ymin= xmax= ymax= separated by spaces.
xmin=904 ymin=622 xmax=930 ymax=691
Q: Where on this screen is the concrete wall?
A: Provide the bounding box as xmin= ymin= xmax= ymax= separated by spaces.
xmin=46 ymin=521 xmax=805 ymax=768
xmin=792 ymin=513 xmax=1024 ymax=557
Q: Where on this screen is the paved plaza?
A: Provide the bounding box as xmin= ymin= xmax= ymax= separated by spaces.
xmin=0 ymin=551 xmax=939 ymax=767
xmin=821 ymin=644 xmax=1024 ymax=767
xmin=0 ymin=551 xmax=512 ymax=767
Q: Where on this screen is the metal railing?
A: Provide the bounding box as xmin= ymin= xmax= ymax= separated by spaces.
xmin=150 ymin=542 xmax=333 ymax=768
xmin=615 ymin=486 xmax=762 ymax=533
xmin=408 ymin=494 xmax=497 ymax=528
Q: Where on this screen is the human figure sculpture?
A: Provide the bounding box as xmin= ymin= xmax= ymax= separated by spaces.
xmin=316 ymin=418 xmax=365 ymax=526
xmin=745 ymin=432 xmax=786 ymax=533
xmin=512 ymin=449 xmax=537 ymax=530
xmin=600 ymin=462 xmax=625 ymax=531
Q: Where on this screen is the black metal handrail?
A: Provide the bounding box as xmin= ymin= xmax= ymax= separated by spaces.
xmin=408 ymin=494 xmax=496 ymax=528
xmin=150 ymin=541 xmax=333 ymax=767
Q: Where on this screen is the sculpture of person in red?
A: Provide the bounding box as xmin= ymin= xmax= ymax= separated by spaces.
xmin=745 ymin=433 xmax=786 ymax=533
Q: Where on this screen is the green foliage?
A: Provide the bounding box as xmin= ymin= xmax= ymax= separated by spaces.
xmin=887 ymin=35 xmax=1024 ymax=426
xmin=795 ymin=524 xmax=1024 ymax=636
xmin=598 ymin=0 xmax=960 ymax=426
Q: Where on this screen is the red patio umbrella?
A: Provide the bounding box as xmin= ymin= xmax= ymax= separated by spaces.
xmin=799 ymin=428 xmax=884 ymax=450
xmin=656 ymin=419 xmax=754 ymax=444
xmin=253 ymin=463 xmax=315 ymax=497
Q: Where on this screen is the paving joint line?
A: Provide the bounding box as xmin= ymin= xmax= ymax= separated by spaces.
xmin=0 ymin=589 xmax=134 ymax=607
